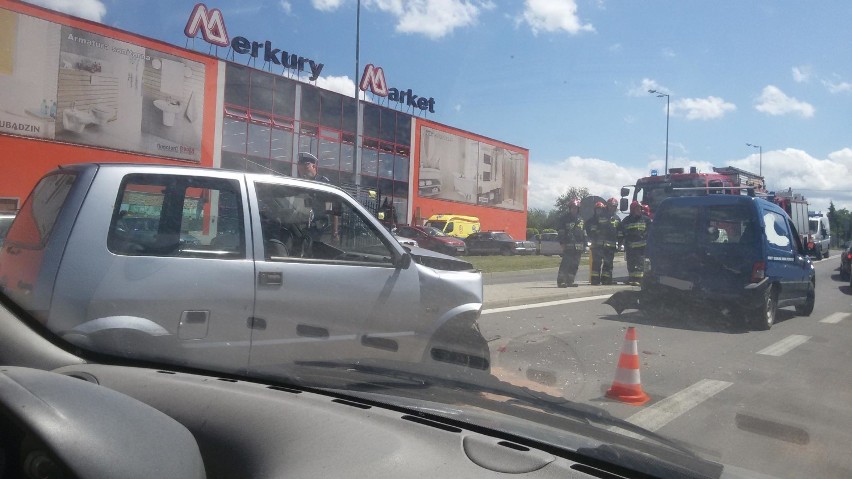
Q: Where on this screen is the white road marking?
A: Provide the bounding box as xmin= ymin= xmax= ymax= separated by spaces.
xmin=613 ymin=379 xmax=733 ymax=439
xmin=482 ymin=294 xmax=612 ymax=315
xmin=756 ymin=335 xmax=811 ymax=356
xmin=819 ymin=313 xmax=850 ymax=324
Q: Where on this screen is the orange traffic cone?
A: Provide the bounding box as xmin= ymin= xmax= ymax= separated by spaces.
xmin=605 ymin=327 xmax=650 ymax=405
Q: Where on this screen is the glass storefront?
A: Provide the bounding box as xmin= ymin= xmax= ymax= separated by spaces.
xmin=221 ymin=63 xmax=410 ymax=222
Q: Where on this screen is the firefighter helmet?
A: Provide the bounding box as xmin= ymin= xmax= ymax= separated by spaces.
xmin=630 ymin=200 xmax=642 ymax=213
xmin=568 ymin=199 xmax=581 ymax=209
xmin=607 ymin=197 xmax=618 ymax=207
xmin=595 ymin=201 xmax=606 ymax=209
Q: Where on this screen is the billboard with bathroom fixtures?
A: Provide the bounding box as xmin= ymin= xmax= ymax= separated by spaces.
xmin=416 ymin=122 xmax=527 ymax=212
xmin=0 ymin=7 xmax=206 ymax=162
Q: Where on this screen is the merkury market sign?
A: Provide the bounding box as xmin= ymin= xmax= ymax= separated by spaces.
xmin=184 ymin=3 xmax=324 ymax=81
xmin=185 ymin=3 xmax=436 ymax=112
xmin=360 ymin=64 xmax=436 ymax=113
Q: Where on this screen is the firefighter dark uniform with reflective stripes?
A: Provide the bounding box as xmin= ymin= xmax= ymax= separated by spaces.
xmin=587 ymin=200 xmax=620 ymax=285
xmin=557 ymin=200 xmax=586 ymax=288
xmin=620 ymin=201 xmax=650 ymax=286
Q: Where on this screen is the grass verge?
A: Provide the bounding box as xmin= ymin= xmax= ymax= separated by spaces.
xmin=465 ymin=254 xmax=583 ymax=273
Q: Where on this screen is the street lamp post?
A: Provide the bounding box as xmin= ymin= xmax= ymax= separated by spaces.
xmin=746 ymin=143 xmax=762 ymax=177
xmin=353 ymin=0 xmax=362 ymax=186
xmin=649 ymin=90 xmax=670 ymax=175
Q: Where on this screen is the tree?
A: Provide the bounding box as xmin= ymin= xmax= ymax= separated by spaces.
xmin=527 ymin=207 xmax=549 ymax=232
xmin=554 ymin=187 xmax=591 ymax=216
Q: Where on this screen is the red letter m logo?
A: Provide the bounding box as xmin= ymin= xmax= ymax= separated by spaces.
xmin=185 ymin=3 xmax=229 ymax=48
xmin=360 ymin=64 xmax=389 ymax=97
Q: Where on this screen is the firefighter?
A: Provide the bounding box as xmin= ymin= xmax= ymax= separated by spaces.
xmin=597 ymin=198 xmax=622 ymax=285
xmin=621 ymin=201 xmax=651 ymax=286
xmin=585 ymin=201 xmax=606 ymax=285
xmin=557 ymin=199 xmax=586 ymax=287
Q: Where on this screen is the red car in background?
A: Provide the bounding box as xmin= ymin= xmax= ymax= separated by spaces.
xmin=395 ymin=225 xmax=467 ymax=256
xmin=840 ymin=241 xmax=852 ymax=281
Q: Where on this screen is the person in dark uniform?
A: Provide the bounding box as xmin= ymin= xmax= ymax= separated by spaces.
xmin=297 ymin=152 xmax=331 ymax=183
xmin=587 ymin=198 xmax=621 ymax=285
xmin=620 ymin=201 xmax=651 ymax=286
xmin=585 ymin=201 xmax=605 ymax=285
xmin=296 ymin=152 xmax=338 ymax=244
xmin=557 ymin=199 xmax=586 ymax=287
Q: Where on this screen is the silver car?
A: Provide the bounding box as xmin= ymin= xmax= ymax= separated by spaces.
xmin=0 ymin=164 xmax=489 ymax=373
xmin=535 ymin=232 xmax=562 ymax=256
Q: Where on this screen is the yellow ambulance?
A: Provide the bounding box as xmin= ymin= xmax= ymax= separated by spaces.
xmin=425 ymin=214 xmax=481 ymax=239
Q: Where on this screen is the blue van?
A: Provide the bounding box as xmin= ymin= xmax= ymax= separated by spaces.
xmin=642 ymin=195 xmax=815 ymax=330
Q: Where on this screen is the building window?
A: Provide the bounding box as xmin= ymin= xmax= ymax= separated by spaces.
xmin=379 ymin=109 xmax=396 ymax=143
xmin=222 ymin=117 xmax=247 ymax=154
xmin=301 ymin=86 xmax=320 ymax=124
xmin=225 ymin=64 xmax=250 ymax=107
xmin=273 ymin=77 xmax=297 ymax=118
xmin=247 ymin=121 xmax=271 ymax=158
xmin=379 ymin=147 xmax=395 ymax=179
xmin=394 ymin=151 xmax=409 ymax=181
xmin=250 ymin=72 xmax=274 ymax=113
xmin=319 ymin=89 xmax=343 ymax=130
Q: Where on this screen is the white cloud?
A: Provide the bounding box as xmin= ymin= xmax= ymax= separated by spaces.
xmin=661 ymin=47 xmax=676 ymax=58
xmin=527 ymin=148 xmax=852 ymax=214
xmin=520 ymin=0 xmax=595 ymax=36
xmin=22 ymin=0 xmax=105 ymax=22
xmin=728 ymin=148 xmax=852 ymax=211
xmin=365 ymin=0 xmax=492 ymax=39
xmin=823 ymin=79 xmax=852 ymax=94
xmin=755 ymin=85 xmax=815 ymax=118
xmin=312 ymin=75 xmax=371 ymax=101
xmin=628 ymin=78 xmax=667 ymax=97
xmin=279 ymin=1 xmax=293 ymax=14
xmin=670 ymin=96 xmax=736 ymax=120
xmin=527 ymin=156 xmax=644 ymax=210
xmin=792 ymin=66 xmax=811 ymax=83
xmin=312 ymin=0 xmax=345 ymax=11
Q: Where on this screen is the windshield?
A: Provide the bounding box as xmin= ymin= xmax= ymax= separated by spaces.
xmin=809 ymin=218 xmax=820 ymax=234
xmin=1 ymin=2 xmax=851 ymax=479
xmin=423 ymin=226 xmax=446 ymax=236
xmin=425 ymin=220 xmax=446 ymax=230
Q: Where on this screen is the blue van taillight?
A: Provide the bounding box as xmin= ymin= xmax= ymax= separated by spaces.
xmin=751 ymin=261 xmax=766 ymax=283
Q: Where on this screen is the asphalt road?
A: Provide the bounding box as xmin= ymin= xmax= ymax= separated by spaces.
xmin=478 ymin=257 xmax=851 ymax=478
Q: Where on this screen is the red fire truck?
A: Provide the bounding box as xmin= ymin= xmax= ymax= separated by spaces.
xmin=619 ymin=166 xmax=767 ymax=216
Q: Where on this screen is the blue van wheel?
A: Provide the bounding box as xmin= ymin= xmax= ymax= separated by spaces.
xmin=795 ymin=283 xmax=815 ymax=316
xmin=751 ymin=287 xmax=777 ymax=331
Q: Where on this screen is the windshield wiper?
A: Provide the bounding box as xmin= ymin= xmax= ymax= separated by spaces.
xmin=293 ymin=360 xmax=697 ymax=457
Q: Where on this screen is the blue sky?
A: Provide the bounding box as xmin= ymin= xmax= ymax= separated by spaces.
xmin=25 ymin=0 xmax=852 ymax=212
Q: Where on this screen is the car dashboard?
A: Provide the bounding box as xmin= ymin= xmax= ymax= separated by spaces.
xmin=0 ymin=301 xmax=721 ymax=479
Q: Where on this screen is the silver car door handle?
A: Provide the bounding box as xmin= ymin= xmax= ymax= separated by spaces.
xmin=258 ymin=271 xmax=283 ymax=286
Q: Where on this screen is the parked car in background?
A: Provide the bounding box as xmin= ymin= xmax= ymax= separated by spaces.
xmin=388 ymin=226 xmax=419 ymax=248
xmin=0 ymin=213 xmax=14 ymax=247
xmin=466 ymin=231 xmax=537 ymax=256
xmin=840 ymin=241 xmax=852 ymax=281
xmin=535 ymin=232 xmax=562 ymax=256
xmin=394 ymin=225 xmax=467 ymax=256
